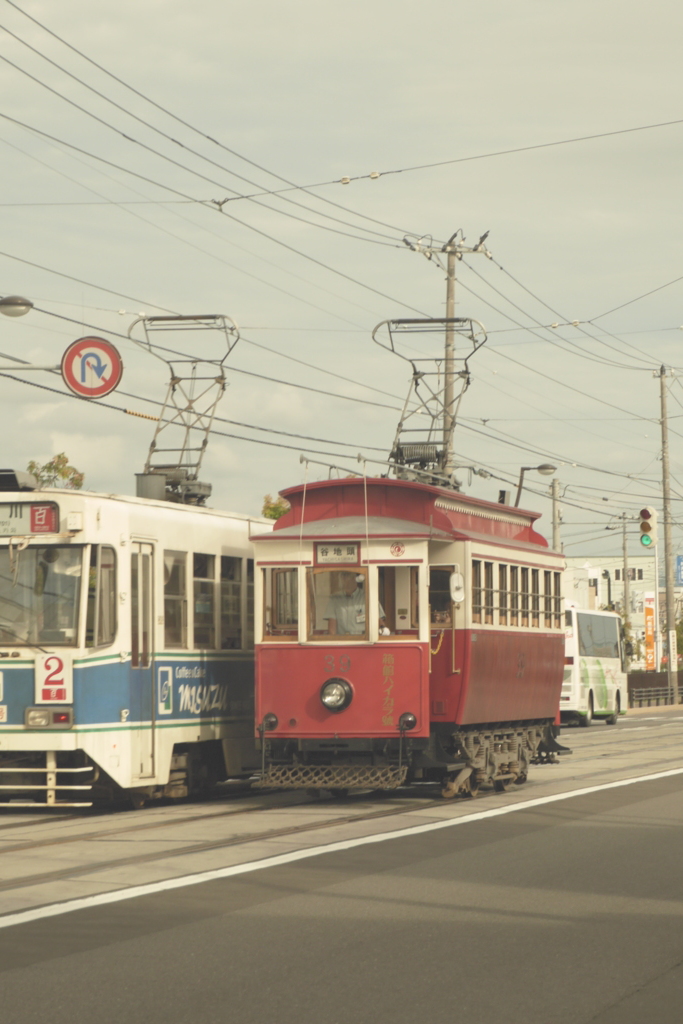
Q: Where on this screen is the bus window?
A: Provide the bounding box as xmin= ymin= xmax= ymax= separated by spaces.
xmin=577 ymin=612 xmax=619 ymax=659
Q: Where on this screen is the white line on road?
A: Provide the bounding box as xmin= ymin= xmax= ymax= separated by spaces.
xmin=2 ymin=765 xmax=683 ymax=931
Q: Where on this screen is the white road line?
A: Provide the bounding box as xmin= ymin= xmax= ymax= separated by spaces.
xmin=2 ymin=765 xmax=683 ymax=931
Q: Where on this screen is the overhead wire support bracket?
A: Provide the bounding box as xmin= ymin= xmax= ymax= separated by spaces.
xmin=127 ymin=314 xmax=239 ymax=504
xmin=372 ymin=316 xmax=487 ymax=490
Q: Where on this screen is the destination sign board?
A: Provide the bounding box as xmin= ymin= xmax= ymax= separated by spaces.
xmin=0 ymin=503 xmax=59 ymax=536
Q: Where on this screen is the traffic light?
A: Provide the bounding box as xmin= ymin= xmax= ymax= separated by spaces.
xmin=638 ymin=506 xmax=658 ymax=547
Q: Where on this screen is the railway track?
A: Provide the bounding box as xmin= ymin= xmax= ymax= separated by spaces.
xmin=0 ymin=712 xmax=681 ymax=917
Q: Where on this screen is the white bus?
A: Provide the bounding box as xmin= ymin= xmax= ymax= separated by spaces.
xmin=561 ymin=603 xmax=627 ymax=726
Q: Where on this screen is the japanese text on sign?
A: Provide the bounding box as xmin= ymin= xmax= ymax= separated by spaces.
xmin=0 ymin=503 xmax=58 ymax=537
xmin=316 ymin=543 xmax=359 ymax=564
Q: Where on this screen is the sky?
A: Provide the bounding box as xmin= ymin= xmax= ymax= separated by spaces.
xmin=0 ymin=0 xmax=682 ymax=561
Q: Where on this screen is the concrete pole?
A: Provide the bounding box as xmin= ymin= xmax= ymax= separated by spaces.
xmin=660 ymin=365 xmax=679 ymax=703
xmin=442 ymin=247 xmax=456 ymax=479
xmin=622 ymin=512 xmax=631 ymax=670
xmin=551 ymin=478 xmax=561 ymax=551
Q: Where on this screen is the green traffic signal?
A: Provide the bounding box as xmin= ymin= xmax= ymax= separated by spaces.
xmin=638 ymin=506 xmax=658 ymax=546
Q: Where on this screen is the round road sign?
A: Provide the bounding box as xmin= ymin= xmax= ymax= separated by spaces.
xmin=61 ymin=337 xmax=123 ymax=399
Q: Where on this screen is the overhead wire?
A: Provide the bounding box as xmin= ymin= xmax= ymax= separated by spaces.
xmin=1 ymin=3 xmax=415 ymax=238
xmin=0 ymin=111 xmax=428 ymax=316
xmin=17 ymin=301 xmax=408 ymax=414
xmin=465 ymin=257 xmax=658 ymax=370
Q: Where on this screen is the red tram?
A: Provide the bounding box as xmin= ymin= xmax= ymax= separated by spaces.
xmin=252 ymin=475 xmax=565 ymax=797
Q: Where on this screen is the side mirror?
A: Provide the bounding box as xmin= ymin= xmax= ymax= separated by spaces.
xmin=449 ymin=570 xmax=465 ymax=605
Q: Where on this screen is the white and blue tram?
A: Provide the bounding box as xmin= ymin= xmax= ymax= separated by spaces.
xmin=0 ymin=470 xmax=264 ymax=806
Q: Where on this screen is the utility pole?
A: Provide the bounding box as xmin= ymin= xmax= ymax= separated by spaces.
xmin=443 ymin=245 xmax=457 ymax=479
xmin=403 ymin=229 xmax=491 ymax=482
xmin=659 ymin=365 xmax=679 ymax=704
xmin=622 ymin=512 xmax=631 ymax=669
xmin=551 ymin=478 xmax=561 ymax=551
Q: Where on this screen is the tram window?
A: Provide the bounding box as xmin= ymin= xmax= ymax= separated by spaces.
xmin=499 ymin=565 xmax=508 ymax=626
xmin=484 ymin=562 xmax=494 ymax=624
xmin=86 ymin=545 xmax=117 ymax=648
xmin=246 ymin=559 xmax=254 ymax=649
xmin=543 ymin=571 xmax=553 ymax=627
xmin=429 ymin=568 xmax=452 ymax=626
xmin=263 ymin=567 xmax=298 ymax=640
xmin=307 ymin=568 xmax=372 ymax=639
xmin=0 ymin=545 xmax=83 ymax=646
xmin=472 ymin=560 xmax=482 ymax=624
xmin=554 ymin=572 xmax=562 ymax=628
xmin=509 ymin=566 xmax=519 ymax=626
xmin=378 ymin=565 xmax=419 ymax=635
xmin=164 ymin=551 xmax=187 ymax=648
xmin=520 ymin=568 xmax=529 ymax=627
xmin=194 ymin=553 xmax=215 ymax=648
xmin=221 ymin=556 xmax=242 ymax=649
xmin=531 ymin=569 xmax=540 ymax=627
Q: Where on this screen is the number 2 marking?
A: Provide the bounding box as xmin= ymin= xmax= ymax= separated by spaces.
xmin=44 ymin=656 xmax=64 ymax=685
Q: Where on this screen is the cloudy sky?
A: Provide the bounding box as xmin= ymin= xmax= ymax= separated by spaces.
xmin=1 ymin=0 xmax=682 ymax=559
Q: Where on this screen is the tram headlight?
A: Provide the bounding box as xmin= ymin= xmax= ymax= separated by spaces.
xmin=398 ymin=712 xmax=417 ymax=731
xmin=261 ymin=713 xmax=279 ymax=731
xmin=25 ymin=709 xmax=50 ymax=728
xmin=320 ymin=678 xmax=353 ymax=713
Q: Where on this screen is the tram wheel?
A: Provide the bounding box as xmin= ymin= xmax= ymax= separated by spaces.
xmin=464 ymin=774 xmax=480 ymax=798
xmin=514 ymin=773 xmax=528 ymax=786
xmin=129 ymin=793 xmax=146 ymax=810
xmin=494 ymin=777 xmax=514 ymax=793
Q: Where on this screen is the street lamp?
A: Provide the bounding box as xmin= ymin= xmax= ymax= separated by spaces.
xmin=0 ymin=296 xmax=33 ymax=318
xmin=514 ymin=463 xmax=556 ymax=507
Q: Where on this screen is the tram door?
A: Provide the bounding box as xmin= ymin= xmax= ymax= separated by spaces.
xmin=130 ymin=542 xmax=155 ymax=779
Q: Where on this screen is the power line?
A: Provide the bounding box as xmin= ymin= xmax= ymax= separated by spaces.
xmin=481 ymin=257 xmax=661 ymax=369
xmin=2 ymin=0 xmax=414 ymax=238
xmin=590 ymin=273 xmax=683 ymax=322
xmin=0 ymin=111 xmax=427 ymax=315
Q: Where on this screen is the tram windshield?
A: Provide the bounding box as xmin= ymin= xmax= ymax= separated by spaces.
xmin=0 ymin=545 xmax=83 ymax=646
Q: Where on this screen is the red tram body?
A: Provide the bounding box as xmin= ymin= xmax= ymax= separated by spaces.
xmin=253 ymin=476 xmax=565 ymax=796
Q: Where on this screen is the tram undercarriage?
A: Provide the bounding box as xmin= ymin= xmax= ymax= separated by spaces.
xmin=255 ymin=719 xmax=566 ymax=797
xmin=0 ymin=740 xmax=232 ymax=808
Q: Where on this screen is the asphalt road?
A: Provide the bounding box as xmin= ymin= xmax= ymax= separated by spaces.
xmin=2 ymin=768 xmax=683 ymax=1024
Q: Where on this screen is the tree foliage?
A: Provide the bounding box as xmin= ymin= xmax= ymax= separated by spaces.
xmin=27 ymin=453 xmax=85 ymax=490
xmin=262 ymin=494 xmax=290 ymax=520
